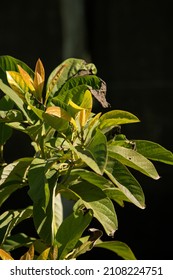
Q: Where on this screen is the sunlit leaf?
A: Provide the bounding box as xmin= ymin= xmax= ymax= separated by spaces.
xmin=33 ymin=58 xmax=45 ymax=101
xmin=28 ymin=159 xmax=63 ymax=244
xmin=37 ymin=247 xmax=51 ymax=260
xmin=46 ymin=58 xmax=97 ymax=104
xmin=6 ymin=71 xmax=29 ymax=100
xmin=0 ymin=110 xmax=23 ymax=123
xmin=105 ymin=158 xmax=145 ymax=208
xmin=0 ymin=207 xmax=33 ymax=245
xmin=86 ymin=129 xmax=107 ymax=174
xmin=108 ymin=145 xmax=160 ymax=179
xmin=0 ymin=249 xmax=13 ymax=260
xmin=70 ymin=182 xmax=118 ymax=237
xmin=135 ymin=140 xmax=173 ymax=165
xmin=99 ymin=110 xmax=140 ymax=131
xmin=0 ymin=55 xmax=34 ymax=81
xmin=45 ymin=106 xmax=76 ymax=129
xmin=0 ymin=79 xmax=32 ymax=122
xmin=17 ymin=64 xmax=35 ymax=92
xmin=55 ymin=209 xmax=93 ymax=260
xmin=95 ymin=240 xmax=136 ymax=260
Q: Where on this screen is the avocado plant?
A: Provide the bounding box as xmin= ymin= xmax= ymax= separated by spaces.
xmin=0 ymin=56 xmax=173 ymax=260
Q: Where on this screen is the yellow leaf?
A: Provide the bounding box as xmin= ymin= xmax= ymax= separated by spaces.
xmin=34 ymin=58 xmax=45 ymax=81
xmin=46 ymin=106 xmax=77 ymax=129
xmin=0 ymin=249 xmax=14 ymax=260
xmin=79 ymin=109 xmax=87 ymax=127
xmin=33 ymin=59 xmax=45 ymax=100
xmin=6 ymin=71 xmax=29 ymax=100
xmin=67 ymin=99 xmax=83 ymax=117
xmin=20 ymin=244 xmax=35 ymax=260
xmin=17 ymin=65 xmax=35 ymax=92
xmin=80 ymin=90 xmax=93 ymax=110
xmin=37 ymin=247 xmax=50 ymax=260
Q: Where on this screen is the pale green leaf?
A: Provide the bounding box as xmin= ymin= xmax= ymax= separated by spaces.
xmin=56 ymin=209 xmax=93 ymax=259
xmin=95 ymin=240 xmax=136 ymax=260
xmin=70 ymin=182 xmax=118 ymax=237
xmin=70 ymin=169 xmax=115 ymax=190
xmin=105 ymin=158 xmax=145 ymax=209
xmin=135 ymin=140 xmax=173 ymax=165
xmin=28 ymin=159 xmax=63 ymax=244
xmin=86 ymin=129 xmax=107 ymax=174
xmin=99 ymin=110 xmax=140 ymax=130
xmin=108 ymin=145 xmax=160 ymax=179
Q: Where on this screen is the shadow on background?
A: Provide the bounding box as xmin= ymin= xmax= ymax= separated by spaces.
xmin=0 ymin=0 xmax=173 ymax=259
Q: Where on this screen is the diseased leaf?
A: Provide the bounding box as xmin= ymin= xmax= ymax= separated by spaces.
xmin=46 ymin=58 xmax=97 ymax=103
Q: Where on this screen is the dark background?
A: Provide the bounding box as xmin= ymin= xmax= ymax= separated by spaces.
xmin=0 ymin=0 xmax=173 ymax=260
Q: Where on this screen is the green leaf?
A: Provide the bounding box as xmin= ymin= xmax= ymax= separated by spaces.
xmin=2 ymin=233 xmax=36 ymax=252
xmin=25 ymin=92 xmax=44 ymax=120
xmin=0 ymin=95 xmax=14 ymax=110
xmin=0 ymin=207 xmax=33 ymax=245
xmin=46 ymin=58 xmax=97 ymax=103
xmin=108 ymin=145 xmax=160 ymax=180
xmin=95 ymin=240 xmax=136 ymax=260
xmin=70 ymin=182 xmax=118 ymax=237
xmin=55 ymin=209 xmax=93 ymax=260
xmin=0 ymin=110 xmax=23 ymax=123
xmin=86 ymin=129 xmax=107 ymax=174
xmin=70 ymin=169 xmax=115 ymax=190
xmin=105 ymin=158 xmax=145 ymax=209
xmin=28 ymin=159 xmax=63 ymax=245
xmin=54 ymin=75 xmax=100 ymax=104
xmin=66 ymin=229 xmax=103 ymax=259
xmin=0 ymin=55 xmax=34 ymax=83
xmin=99 ymin=110 xmax=140 ymax=130
xmin=0 ymin=158 xmax=33 ymax=206
xmin=104 ymin=188 xmax=131 ymax=207
xmin=0 ymin=123 xmax=12 ymax=145
xmin=69 ymin=143 xmax=102 ymax=175
xmin=135 ymin=140 xmax=173 ymax=165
